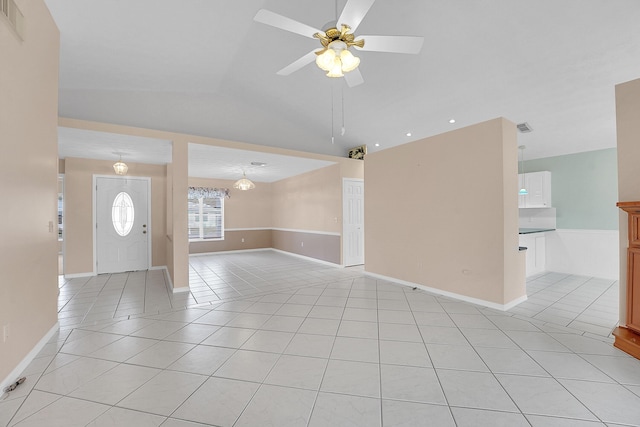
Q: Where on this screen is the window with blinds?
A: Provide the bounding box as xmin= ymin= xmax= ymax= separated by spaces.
xmin=188 ymin=197 xmax=224 ymax=240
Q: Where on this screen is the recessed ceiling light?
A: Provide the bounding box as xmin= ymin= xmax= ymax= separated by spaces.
xmin=449 ymin=119 xmax=456 ymax=124
xmin=251 ymin=162 xmax=267 ymax=167
xmin=374 ymin=143 xmax=380 ymax=147
xmin=406 ymin=132 xmax=412 ymax=137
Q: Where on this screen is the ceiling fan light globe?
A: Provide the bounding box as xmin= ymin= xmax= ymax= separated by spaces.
xmin=340 ymin=49 xmax=360 ymax=72
xmin=316 ymin=49 xmax=335 ymax=71
xmin=327 ymin=58 xmax=344 ymax=77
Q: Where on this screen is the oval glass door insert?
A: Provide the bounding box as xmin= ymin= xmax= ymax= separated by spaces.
xmin=112 ymin=191 xmax=135 ymax=236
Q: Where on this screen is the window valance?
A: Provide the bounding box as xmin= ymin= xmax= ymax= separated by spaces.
xmin=188 ymin=187 xmax=230 ymax=199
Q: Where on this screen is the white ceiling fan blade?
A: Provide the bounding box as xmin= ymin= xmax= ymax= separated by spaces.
xmin=254 ymin=9 xmax=323 ymax=39
xmin=276 ymin=50 xmax=318 ymax=76
xmin=344 ymin=68 xmax=364 ymax=87
xmin=356 ymin=35 xmax=424 ymax=54
xmin=338 ymin=0 xmax=375 ymax=32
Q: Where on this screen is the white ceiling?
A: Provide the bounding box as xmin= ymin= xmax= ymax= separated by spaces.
xmin=58 ymin=127 xmax=335 ymax=182
xmin=188 ymin=144 xmax=335 ymax=182
xmin=46 ymin=0 xmax=640 ymax=162
xmin=58 ymin=127 xmax=172 ymax=165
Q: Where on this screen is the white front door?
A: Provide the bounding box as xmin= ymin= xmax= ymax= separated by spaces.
xmin=96 ymin=176 xmax=150 ymax=274
xmin=343 ymin=178 xmax=364 ymax=266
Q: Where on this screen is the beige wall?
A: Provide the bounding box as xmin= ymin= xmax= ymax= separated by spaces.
xmin=272 ymin=230 xmax=341 ymax=264
xmin=168 ymin=140 xmax=189 ymax=289
xmin=166 ymin=163 xmax=175 ymax=281
xmin=615 ymin=77 xmax=640 ymax=324
xmin=365 ymin=118 xmax=524 ymax=306
xmin=189 ymin=177 xmax=273 ymax=229
xmin=64 ymin=157 xmax=167 ymax=274
xmin=188 ymin=162 xmax=362 ymax=263
xmin=272 ymin=164 xmax=343 ymax=233
xmin=190 ymin=230 xmax=272 ymax=254
xmin=271 ymin=164 xmax=343 ymax=262
xmin=188 ymin=177 xmax=273 ymax=254
xmin=190 ymin=160 xmax=363 ymax=263
xmin=0 ymin=0 xmax=59 ymax=384
xmin=340 ymin=158 xmax=365 ymax=180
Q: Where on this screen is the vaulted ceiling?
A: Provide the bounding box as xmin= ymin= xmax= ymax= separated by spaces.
xmin=46 ymin=0 xmax=640 ymax=164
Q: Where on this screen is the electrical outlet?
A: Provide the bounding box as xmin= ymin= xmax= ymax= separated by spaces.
xmin=301 ymin=242 xmax=304 ymax=247
xmin=3 ymin=324 xmax=9 ymax=343
xmin=241 ymin=238 xmax=245 ymax=243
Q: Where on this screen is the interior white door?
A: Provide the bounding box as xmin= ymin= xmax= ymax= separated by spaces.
xmin=343 ymin=178 xmax=364 ymax=266
xmin=96 ymin=176 xmax=149 ymax=274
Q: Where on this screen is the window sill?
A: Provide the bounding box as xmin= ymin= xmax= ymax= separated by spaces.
xmin=189 ymin=238 xmax=225 ymax=243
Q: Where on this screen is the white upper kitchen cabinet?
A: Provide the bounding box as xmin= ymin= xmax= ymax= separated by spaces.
xmin=519 ymin=171 xmax=552 ymax=208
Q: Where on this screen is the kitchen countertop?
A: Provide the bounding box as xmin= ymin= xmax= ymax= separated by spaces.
xmin=519 ymin=228 xmax=555 ymax=234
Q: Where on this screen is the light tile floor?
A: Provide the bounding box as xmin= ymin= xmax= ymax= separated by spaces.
xmin=1 ymin=251 xmax=638 ymax=426
xmin=512 ymin=272 xmax=619 ymax=338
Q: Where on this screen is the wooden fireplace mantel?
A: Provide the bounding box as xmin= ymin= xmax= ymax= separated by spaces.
xmin=614 ymin=201 xmax=640 ymax=359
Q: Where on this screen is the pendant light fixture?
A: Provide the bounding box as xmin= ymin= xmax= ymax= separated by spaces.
xmin=518 ymin=145 xmax=528 ymax=195
xmin=113 ymin=155 xmax=128 ymax=176
xmin=234 ymin=172 xmax=255 ymax=191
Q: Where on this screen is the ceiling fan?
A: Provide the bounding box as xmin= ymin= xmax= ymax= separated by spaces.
xmin=254 ymin=0 xmax=424 ymax=87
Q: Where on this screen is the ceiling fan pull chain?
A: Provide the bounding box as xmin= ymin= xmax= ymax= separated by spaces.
xmin=341 ymin=87 xmax=346 ymax=136
xmin=331 ymin=87 xmax=335 ymax=144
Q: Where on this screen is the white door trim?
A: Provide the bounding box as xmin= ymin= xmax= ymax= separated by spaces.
xmin=93 ymin=175 xmax=152 ymax=275
xmin=342 ymin=177 xmax=365 ymax=267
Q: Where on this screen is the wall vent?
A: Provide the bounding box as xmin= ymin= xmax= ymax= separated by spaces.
xmin=517 ymin=122 xmax=533 ymax=133
xmin=1 ymin=0 xmax=25 ymax=40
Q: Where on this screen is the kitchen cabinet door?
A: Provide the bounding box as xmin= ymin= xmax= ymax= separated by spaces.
xmin=519 ymin=171 xmax=552 ymax=208
xmin=519 ymin=233 xmax=547 ymax=277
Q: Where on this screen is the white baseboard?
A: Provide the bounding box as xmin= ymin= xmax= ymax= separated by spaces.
xmin=365 ymin=271 xmax=527 ymax=311
xmin=155 ymin=266 xmax=188 ymax=294
xmin=189 ymin=248 xmax=344 ymax=268
xmin=502 ymin=294 xmax=529 ymax=310
xmin=1 ymin=322 xmax=59 ymax=392
xmin=270 ymin=249 xmax=344 ymax=268
xmin=545 ymin=229 xmax=619 ymax=280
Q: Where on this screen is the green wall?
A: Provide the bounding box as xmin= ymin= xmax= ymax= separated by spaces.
xmin=521 ymin=148 xmax=618 ymax=230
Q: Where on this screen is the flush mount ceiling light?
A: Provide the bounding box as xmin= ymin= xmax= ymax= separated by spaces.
xmin=234 ymin=172 xmax=255 ymax=191
xmin=253 ymin=0 xmax=424 ymax=87
xmin=113 ymin=155 xmax=128 ymax=175
xmin=518 ymin=145 xmax=528 ymax=195
xmin=251 ymin=161 xmax=267 ymax=167
xmin=449 ymin=119 xmax=456 ymax=124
